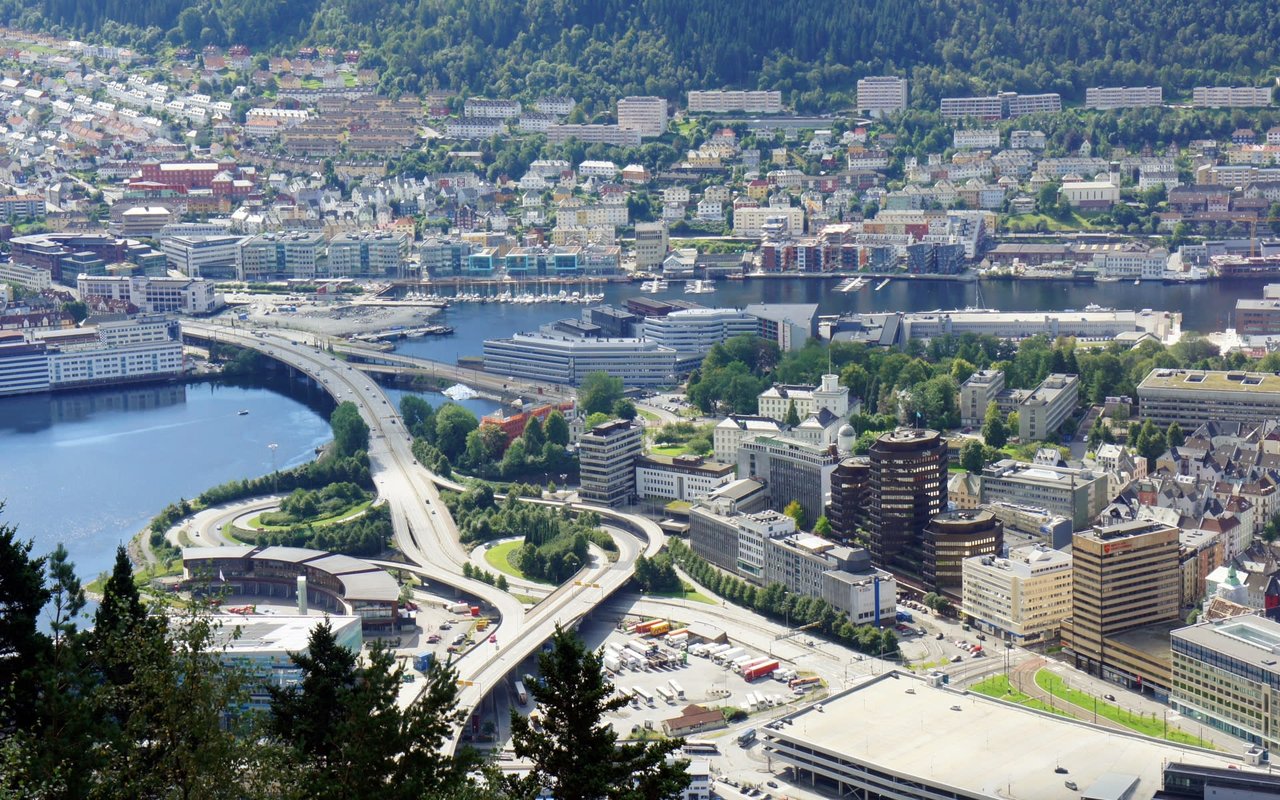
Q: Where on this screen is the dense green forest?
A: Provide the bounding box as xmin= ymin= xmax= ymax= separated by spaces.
xmin=5 ymin=0 xmax=1279 ymax=112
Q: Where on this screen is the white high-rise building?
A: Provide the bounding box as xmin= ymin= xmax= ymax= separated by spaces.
xmin=617 ymin=96 xmax=668 ymax=138
xmin=856 ymin=76 xmax=908 ymax=116
xmin=1192 ymin=86 xmax=1273 ymax=108
xmin=961 ymin=545 xmax=1072 ymax=645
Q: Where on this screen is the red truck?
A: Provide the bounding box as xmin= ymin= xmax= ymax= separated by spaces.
xmin=743 ymin=660 xmax=780 ymax=682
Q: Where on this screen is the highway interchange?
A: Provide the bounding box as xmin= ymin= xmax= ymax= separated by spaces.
xmin=182 ymin=320 xmax=663 ymax=735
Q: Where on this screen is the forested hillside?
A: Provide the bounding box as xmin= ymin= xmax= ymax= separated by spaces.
xmin=4 ymin=0 xmax=1279 ymax=112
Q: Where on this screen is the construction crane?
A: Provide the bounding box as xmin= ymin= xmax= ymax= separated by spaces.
xmin=1247 ymin=217 xmax=1280 ymax=257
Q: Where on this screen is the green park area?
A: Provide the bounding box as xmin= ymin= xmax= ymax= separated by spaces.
xmin=1034 ymin=671 xmax=1215 ymax=748
xmin=483 ymin=539 xmax=539 ymax=582
xmin=970 ymin=675 xmax=1071 ymax=717
xmin=239 ymin=483 xmax=372 ymax=535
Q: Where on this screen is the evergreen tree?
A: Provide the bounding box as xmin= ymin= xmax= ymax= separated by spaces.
xmin=523 ymin=416 xmax=546 ymax=451
xmin=783 ymin=400 xmax=801 ymax=427
xmin=507 ymin=625 xmax=689 ymax=800
xmin=1166 ymin=421 xmax=1185 ymax=449
xmin=981 ymin=401 xmax=1007 ymax=448
xmin=0 ymin=508 xmax=49 ymax=729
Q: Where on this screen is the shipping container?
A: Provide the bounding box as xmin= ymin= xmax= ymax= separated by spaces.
xmin=413 ymin=652 xmax=434 ymax=672
xmin=744 ymin=660 xmax=780 ymax=681
xmin=633 ymin=619 xmax=663 ymax=635
xmin=646 ymin=621 xmax=671 ymax=637
xmin=603 ymin=655 xmax=622 ymax=673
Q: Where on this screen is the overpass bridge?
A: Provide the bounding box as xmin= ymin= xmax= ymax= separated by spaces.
xmin=180 ymin=321 xmax=660 ymax=742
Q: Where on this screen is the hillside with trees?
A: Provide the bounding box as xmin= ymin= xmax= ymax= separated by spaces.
xmin=5 ymin=0 xmax=1279 ymax=111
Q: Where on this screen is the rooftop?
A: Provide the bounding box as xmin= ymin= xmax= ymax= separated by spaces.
xmin=1140 ymin=368 xmax=1280 ymax=394
xmin=213 ymin=614 xmax=361 ymax=654
xmin=765 ymin=671 xmax=1249 ymax=800
xmin=1173 ymin=614 xmax=1280 ymax=675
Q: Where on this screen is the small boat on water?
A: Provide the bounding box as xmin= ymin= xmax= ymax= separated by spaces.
xmin=640 ymin=279 xmax=669 ymax=293
xmin=442 ymin=384 xmax=478 ymax=401
xmin=685 ymin=279 xmax=715 ymax=294
xmin=1134 ymin=279 xmax=1141 ymax=285
xmin=873 ymin=278 xmax=891 ymax=291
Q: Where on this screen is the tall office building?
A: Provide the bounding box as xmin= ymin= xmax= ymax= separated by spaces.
xmin=828 ymin=456 xmax=870 ymax=543
xmin=736 ymin=436 xmax=838 ymax=525
xmin=578 ymin=419 xmax=644 ymax=507
xmin=634 ymin=221 xmax=669 ymax=271
xmin=867 ymin=428 xmax=948 ymax=574
xmin=1018 ymin=373 xmax=1079 ymax=441
xmin=961 ymin=545 xmax=1073 ymax=645
xmin=923 ymin=510 xmax=1003 ymax=594
xmin=1062 ymin=520 xmax=1181 ymax=691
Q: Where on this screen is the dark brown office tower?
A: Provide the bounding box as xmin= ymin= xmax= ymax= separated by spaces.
xmin=868 ymin=428 xmax=948 ymax=576
xmin=924 ymin=509 xmax=1003 ymax=594
xmin=828 ymin=457 xmax=870 ymax=544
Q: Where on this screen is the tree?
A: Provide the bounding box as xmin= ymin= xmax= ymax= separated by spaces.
xmin=960 ymin=439 xmax=987 ymax=473
xmin=981 ymin=401 xmax=1007 ymax=448
xmin=524 ymin=416 xmax=547 ymax=450
xmin=782 ymin=500 xmax=809 ymax=531
xmin=812 ymin=516 xmax=833 ymax=536
xmin=783 ymin=400 xmax=801 ymax=427
xmin=330 ymin=402 xmax=370 ymax=457
xmin=0 ymin=508 xmax=49 ymax=729
xmin=545 ymin=411 xmax=570 ymax=446
xmin=612 ymin=399 xmax=638 ymax=421
xmin=507 ymin=625 xmax=689 ymax=800
xmin=269 ymin=620 xmax=479 ymax=800
xmin=1166 ymin=422 xmax=1185 ymax=449
xmin=578 ymin=372 xmax=624 ymax=416
xmin=435 ymin=404 xmax=480 ymax=461
xmin=585 ymin=412 xmax=611 ymax=429
xmin=400 ymin=396 xmax=437 ymax=441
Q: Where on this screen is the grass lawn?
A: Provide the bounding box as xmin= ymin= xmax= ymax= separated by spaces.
xmin=512 ymin=593 xmax=541 ymax=605
xmin=1004 ymin=211 xmax=1098 ymax=232
xmin=637 ymin=408 xmax=660 ymax=422
xmin=971 ymin=675 xmax=1071 ymax=717
xmin=1034 ymin=671 xmax=1215 ymax=748
xmin=649 ymin=444 xmax=689 ymax=457
xmin=484 ymin=539 xmax=554 ymax=585
xmin=646 ymin=581 xmax=717 ymax=605
xmin=243 ymin=499 xmax=372 ymax=532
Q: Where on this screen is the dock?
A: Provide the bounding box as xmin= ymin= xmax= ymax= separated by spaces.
xmin=350 ymin=325 xmax=455 ymax=343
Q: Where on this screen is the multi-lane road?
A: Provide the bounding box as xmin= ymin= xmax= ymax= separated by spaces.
xmin=182 ymin=321 xmax=662 ymax=734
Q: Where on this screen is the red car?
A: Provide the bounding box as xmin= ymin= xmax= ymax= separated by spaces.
xmin=427 ymin=634 xmax=441 ymax=644
xmin=488 ymin=634 xmax=498 ymax=644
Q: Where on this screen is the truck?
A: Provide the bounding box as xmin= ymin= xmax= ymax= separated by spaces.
xmin=632 ymin=686 xmax=655 ymax=707
xmin=447 ymin=602 xmax=471 ymax=614
xmin=728 ymin=655 xmax=755 ymax=672
xmin=738 ymin=728 xmax=757 ymax=746
xmin=714 ymin=647 xmax=746 ymax=665
xmin=625 ymin=640 xmax=653 ymax=658
xmin=704 ymin=644 xmax=732 ymax=660
xmin=633 ymin=619 xmax=663 ymax=635
xmin=646 ymin=621 xmax=671 ymax=637
xmin=470 ymin=606 xmax=480 ymax=617
xmin=666 ymin=633 xmax=688 ymax=649
xmin=654 ymin=685 xmax=674 ymax=704
xmin=744 ymin=660 xmax=780 ymax=682
xmin=603 ymin=655 xmax=622 ymax=673
xmin=735 ymin=657 xmax=771 ymax=675
xmin=788 ymin=676 xmax=822 ymax=689
xmin=896 ymin=609 xmax=914 ymax=623
xmin=514 ymin=681 xmax=529 ymax=705
xmin=413 ymin=652 xmax=434 ymax=672
xmin=667 ymin=679 xmax=685 ymax=700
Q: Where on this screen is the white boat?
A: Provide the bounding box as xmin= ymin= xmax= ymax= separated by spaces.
xmin=684 ymin=279 xmax=715 ymax=294
xmin=1134 ymin=279 xmax=1141 ymax=285
xmin=442 ymin=384 xmax=478 ymax=401
xmin=835 ymin=276 xmax=867 ymax=293
xmin=874 ymin=278 xmax=891 ymax=291
xmin=640 ymin=279 xmax=669 ymax=293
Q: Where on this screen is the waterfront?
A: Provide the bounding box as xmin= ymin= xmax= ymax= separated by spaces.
xmin=391 ymin=276 xmax=1267 ymax=363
